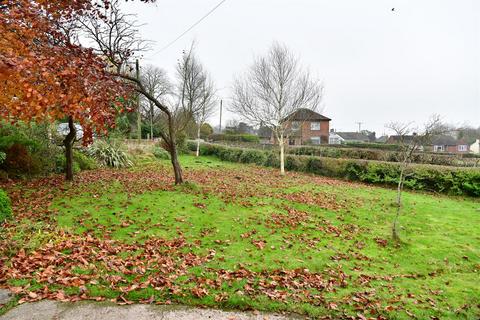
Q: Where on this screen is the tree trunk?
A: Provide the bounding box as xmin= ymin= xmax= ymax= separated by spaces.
xmin=279 ymin=134 xmax=285 ymax=175
xmin=392 ymin=164 xmax=406 ymax=242
xmin=150 ymin=104 xmax=154 ymax=140
xmin=196 ymin=122 xmax=201 ymax=157
xmin=63 ymin=116 xmax=76 ymax=181
xmin=167 ymin=120 xmax=184 ymax=185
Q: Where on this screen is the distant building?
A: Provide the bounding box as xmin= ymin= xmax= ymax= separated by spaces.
xmin=225 ymin=122 xmax=255 ymax=135
xmin=376 ymin=135 xmax=388 ymax=143
xmin=57 ymin=123 xmax=84 ymax=141
xmin=282 ymin=108 xmax=331 ymax=145
xmin=470 ymin=139 xmax=480 ymax=154
xmin=329 ymin=131 xmax=370 ymax=144
xmin=430 ymin=135 xmax=470 ymax=153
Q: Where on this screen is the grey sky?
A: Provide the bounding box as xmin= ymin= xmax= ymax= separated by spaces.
xmin=122 ymin=0 xmax=480 ymax=135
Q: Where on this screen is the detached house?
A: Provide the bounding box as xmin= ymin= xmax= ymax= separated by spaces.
xmin=430 ymin=135 xmax=470 ymax=153
xmin=282 ymin=108 xmax=331 ymax=145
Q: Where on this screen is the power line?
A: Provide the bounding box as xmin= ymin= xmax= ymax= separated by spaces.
xmin=153 ymin=0 xmax=228 ymax=55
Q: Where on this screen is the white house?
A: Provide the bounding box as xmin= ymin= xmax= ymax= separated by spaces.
xmin=470 ymin=139 xmax=480 ymax=154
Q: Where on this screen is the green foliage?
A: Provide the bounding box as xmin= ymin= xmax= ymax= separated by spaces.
xmin=197 ymin=143 xmax=480 ymax=196
xmin=0 ymin=151 xmax=5 ymax=164
xmin=0 ymin=121 xmax=65 ymax=177
xmin=73 ymin=150 xmax=98 ymax=170
xmin=175 ymin=132 xmax=189 ymax=154
xmin=200 ymin=123 xmax=214 ymax=139
xmin=153 ymin=146 xmax=170 ymax=160
xmin=55 ymin=150 xmax=97 ymax=174
xmin=209 ymin=133 xmax=260 ymax=143
xmin=291 ymin=145 xmax=479 ymax=167
xmin=87 ymin=140 xmax=133 ymax=168
xmin=0 ymin=189 xmax=12 ymax=221
xmin=239 ymin=149 xmax=267 ymax=165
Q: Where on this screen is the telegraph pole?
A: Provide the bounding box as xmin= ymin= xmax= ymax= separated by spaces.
xmin=356 ymin=122 xmax=363 ymax=133
xmin=219 ymin=99 xmax=223 ymax=133
xmin=136 ymin=59 xmax=142 ymax=140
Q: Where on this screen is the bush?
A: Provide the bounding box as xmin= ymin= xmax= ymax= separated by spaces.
xmin=55 ymin=150 xmax=97 ymax=174
xmin=153 ymin=146 xmax=170 ymax=160
xmin=264 ymin=151 xmax=280 ymax=168
xmin=197 ymin=143 xmax=480 ymax=197
xmin=2 ymin=144 xmax=36 ymax=176
xmin=0 ymin=189 xmax=12 ymax=221
xmin=73 ymin=151 xmax=98 ymax=170
xmin=87 ymin=140 xmax=133 ymax=168
xmin=209 ymin=133 xmax=260 ymax=143
xmin=239 ymin=149 xmax=267 ymax=165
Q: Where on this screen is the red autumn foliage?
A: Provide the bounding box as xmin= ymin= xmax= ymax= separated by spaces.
xmin=0 ymin=0 xmax=157 ymax=143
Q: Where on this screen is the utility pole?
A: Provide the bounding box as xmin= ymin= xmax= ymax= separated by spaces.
xmin=136 ymin=59 xmax=142 ymax=140
xmin=219 ymin=99 xmax=223 ymax=133
xmin=356 ymin=122 xmax=363 ymax=133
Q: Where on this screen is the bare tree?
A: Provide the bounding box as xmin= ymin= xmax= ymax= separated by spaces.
xmin=194 ymin=78 xmax=216 ymax=156
xmin=386 ymin=115 xmax=444 ymax=243
xmin=80 ymin=0 xmax=151 ymax=74
xmin=174 ymin=45 xmax=216 ymax=156
xmin=230 ymin=43 xmax=324 ymax=175
xmin=81 ymin=1 xmax=186 ymax=184
xmin=140 ymin=65 xmax=171 ymax=139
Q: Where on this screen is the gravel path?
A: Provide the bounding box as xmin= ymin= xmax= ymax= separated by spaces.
xmin=0 ymin=300 xmax=303 ymax=320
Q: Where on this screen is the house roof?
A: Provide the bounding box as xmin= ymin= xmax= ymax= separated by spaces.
xmin=387 ymin=135 xmax=417 ymax=144
xmin=431 ymin=135 xmax=462 ymax=146
xmin=336 ymin=132 xmax=370 ymax=141
xmin=376 ymin=135 xmax=388 ymax=143
xmin=285 ymin=108 xmax=331 ymax=121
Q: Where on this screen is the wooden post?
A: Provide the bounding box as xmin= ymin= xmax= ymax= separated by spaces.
xmin=136 ymin=59 xmax=142 ymax=140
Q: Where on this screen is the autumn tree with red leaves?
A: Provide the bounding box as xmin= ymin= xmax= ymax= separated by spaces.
xmin=0 ymin=0 xmax=144 ymax=181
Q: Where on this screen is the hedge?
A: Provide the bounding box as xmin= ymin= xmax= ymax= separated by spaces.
xmin=0 ymin=189 xmax=12 ymax=221
xmin=188 ymin=142 xmax=480 ymax=197
xmin=289 ymin=146 xmax=480 ymax=167
xmin=208 ymin=133 xmax=260 ymax=143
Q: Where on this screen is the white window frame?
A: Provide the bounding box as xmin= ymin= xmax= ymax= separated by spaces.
xmin=311 ymin=136 xmax=321 ymax=145
xmin=434 ymin=145 xmax=444 ymax=152
xmin=458 ymin=145 xmax=467 ymax=152
xmin=291 ymin=121 xmax=301 ymax=131
xmin=310 ymin=122 xmax=321 ymax=131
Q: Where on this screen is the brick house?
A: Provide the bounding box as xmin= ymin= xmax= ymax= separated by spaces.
xmin=280 ymin=108 xmax=331 ymax=145
xmin=430 ymin=135 xmax=470 ymax=153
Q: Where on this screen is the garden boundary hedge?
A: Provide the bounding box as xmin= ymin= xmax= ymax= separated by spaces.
xmin=188 ymin=142 xmax=480 ymax=197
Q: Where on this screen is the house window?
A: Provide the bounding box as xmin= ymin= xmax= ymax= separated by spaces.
xmin=291 ymin=121 xmax=300 ymax=131
xmin=310 ymin=122 xmax=321 ymax=130
xmin=311 ymin=137 xmax=321 ymax=145
xmin=434 ymin=145 xmax=444 ymax=152
xmin=329 ymin=137 xmax=341 ymax=145
xmin=458 ymin=145 xmax=467 ymax=152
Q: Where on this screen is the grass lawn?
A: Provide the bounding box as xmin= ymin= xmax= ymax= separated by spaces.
xmin=1 ymin=154 xmax=479 ymax=319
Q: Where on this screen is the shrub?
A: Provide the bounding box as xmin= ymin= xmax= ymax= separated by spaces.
xmin=73 ymin=151 xmax=98 ymax=170
xmin=87 ymin=140 xmax=133 ymax=168
xmin=239 ymin=149 xmax=267 ymax=165
xmin=0 ymin=189 xmax=12 ymax=221
xmin=0 ymin=152 xmax=6 ymax=165
xmin=153 ymin=146 xmax=170 ymax=160
xmin=197 ymin=143 xmax=480 ymax=197
xmin=55 ymin=150 xmax=97 ymax=174
xmin=285 ymin=155 xmax=304 ymax=171
xmin=209 ymin=133 xmax=260 ymax=143
xmin=264 ymin=151 xmax=280 ymax=168
xmin=1 ymin=144 xmax=36 ymax=176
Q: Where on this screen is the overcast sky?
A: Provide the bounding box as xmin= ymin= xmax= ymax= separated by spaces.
xmin=122 ymin=0 xmax=480 ymax=135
